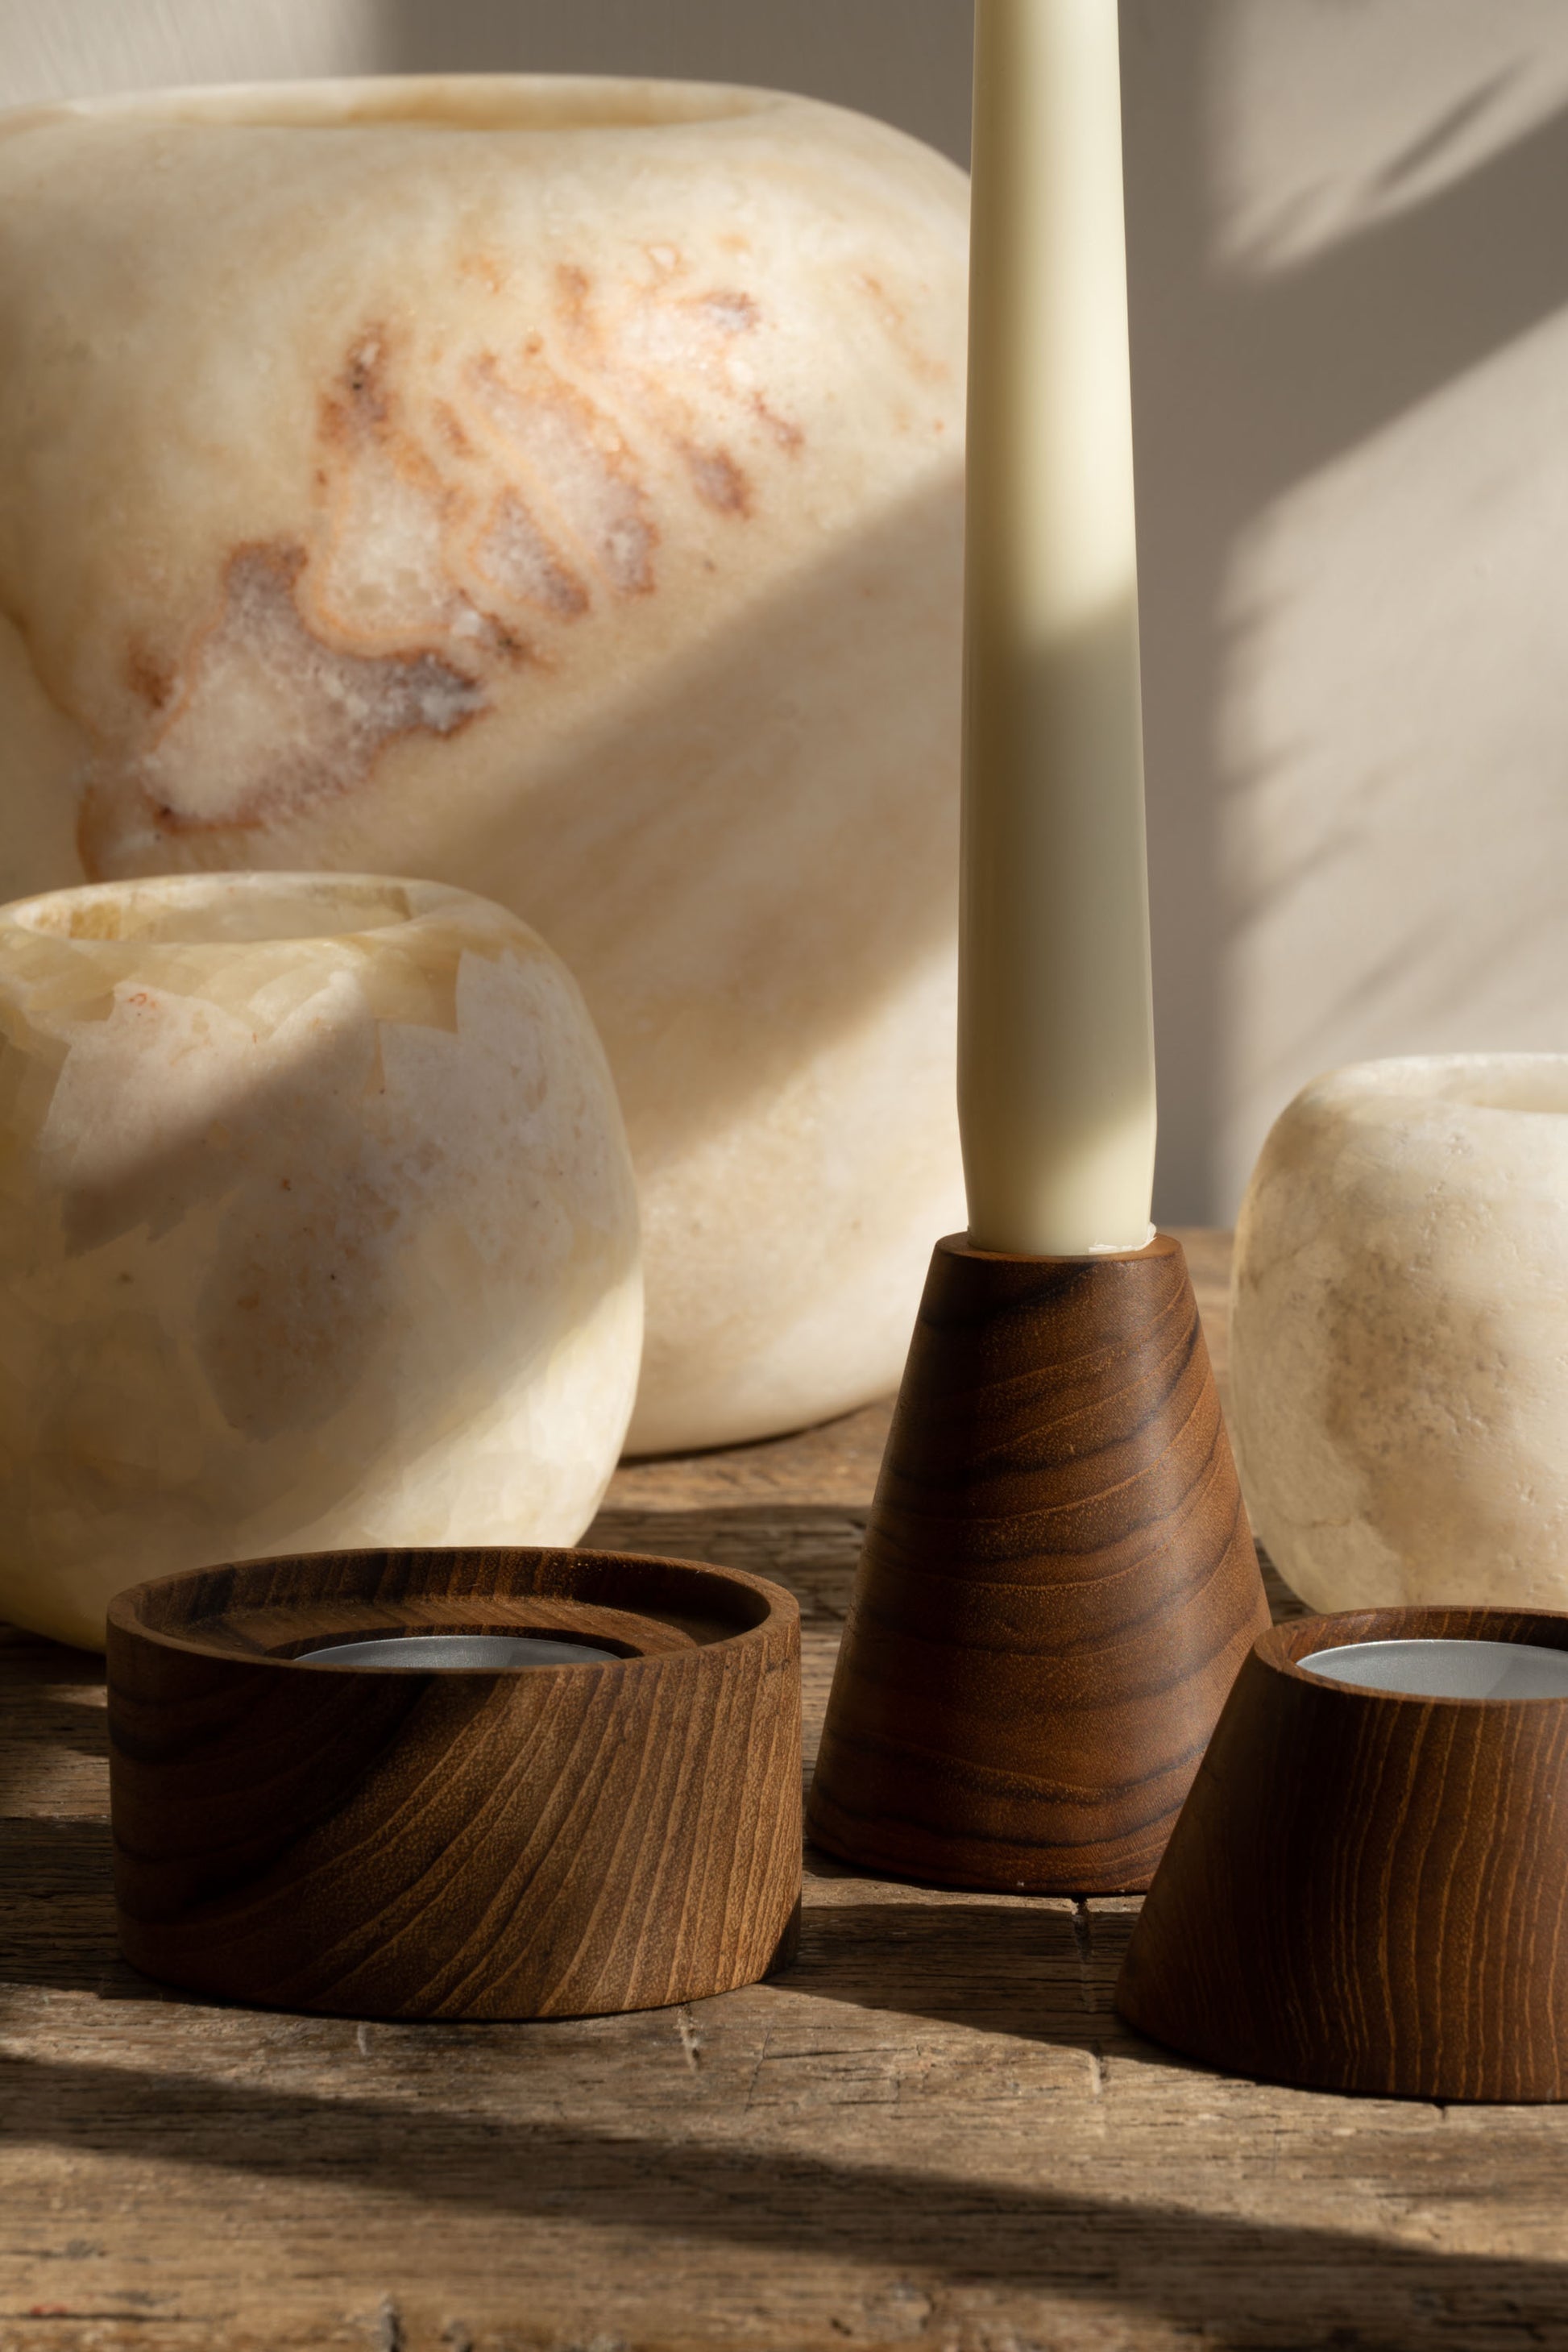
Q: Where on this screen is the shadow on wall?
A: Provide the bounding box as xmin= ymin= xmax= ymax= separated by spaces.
xmin=384 ymin=0 xmax=1568 ymax=1222
xmin=1123 ymin=0 xmax=1568 ymax=1221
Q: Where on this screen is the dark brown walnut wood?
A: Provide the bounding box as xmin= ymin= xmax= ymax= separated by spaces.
xmin=1118 ymin=1604 xmax=1568 ymax=2103
xmin=807 ymin=1231 xmax=1269 ymax=1893
xmin=12 ymin=1253 xmax=1568 ymax=2352
xmin=108 ymin=1546 xmax=801 ymax=2021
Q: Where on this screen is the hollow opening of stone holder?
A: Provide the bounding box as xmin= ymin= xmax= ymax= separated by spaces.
xmin=6 ymin=874 xmax=419 ymax=948
xmin=56 ymin=78 xmax=774 ymax=137
xmin=300 ymin=1630 xmax=620 ymax=1670
xmin=1300 ymin=1636 xmax=1568 ymax=1702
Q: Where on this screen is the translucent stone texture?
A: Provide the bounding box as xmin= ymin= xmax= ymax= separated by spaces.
xmin=0 ymin=873 xmax=641 ymax=1647
xmin=1230 ymin=1056 xmax=1568 ymax=1612
xmin=0 ymin=77 xmax=970 ymax=1449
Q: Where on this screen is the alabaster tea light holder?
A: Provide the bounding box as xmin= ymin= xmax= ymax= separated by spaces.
xmin=1117 ymin=1603 xmax=1568 ymax=2102
xmin=1230 ymin=1054 xmax=1568 ymax=1619
xmin=0 ymin=872 xmax=641 ymax=1650
xmin=108 ymin=1545 xmax=802 ymax=2020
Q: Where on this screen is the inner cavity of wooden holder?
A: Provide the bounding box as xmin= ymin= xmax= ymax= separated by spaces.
xmin=131 ymin=1546 xmax=769 ymax=1665
xmin=1265 ymin=1602 xmax=1568 ymax=1694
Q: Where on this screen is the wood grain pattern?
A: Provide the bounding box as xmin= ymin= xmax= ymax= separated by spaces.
xmin=807 ymin=1231 xmax=1270 ymax=1893
xmin=107 ymin=1546 xmax=801 ymax=2020
xmin=1118 ymin=1603 xmax=1568 ymax=2101
xmin=6 ymin=1243 xmax=1568 ymax=2349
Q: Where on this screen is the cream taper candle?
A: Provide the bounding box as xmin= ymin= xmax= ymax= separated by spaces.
xmin=959 ymin=0 xmax=1155 ymax=1255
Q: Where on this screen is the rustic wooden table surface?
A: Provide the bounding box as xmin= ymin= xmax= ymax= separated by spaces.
xmin=3 ymin=1232 xmax=1566 ymax=2352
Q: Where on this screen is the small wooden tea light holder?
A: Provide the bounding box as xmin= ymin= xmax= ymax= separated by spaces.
xmin=107 ymin=1546 xmax=801 ymax=2020
xmin=1117 ymin=1604 xmax=1568 ymax=2101
xmin=807 ymin=1233 xmax=1271 ymax=1894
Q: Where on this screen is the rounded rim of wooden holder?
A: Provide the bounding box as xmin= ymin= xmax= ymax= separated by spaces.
xmin=108 ymin=1546 xmax=802 ymax=2022
xmin=1253 ymin=1603 xmax=1568 ymax=1701
xmin=1116 ymin=1599 xmax=1568 ymax=2101
xmin=108 ymin=1542 xmax=789 ymax=1665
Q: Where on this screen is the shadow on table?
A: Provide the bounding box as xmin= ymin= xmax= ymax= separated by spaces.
xmin=587 ymin=1502 xmax=865 ymax=1624
xmin=0 ymin=1819 xmax=1135 ymax=2042
xmin=0 ymin=1818 xmax=169 ymax=2004
xmin=0 ymin=1820 xmax=1165 ymax=2068
xmin=0 ymin=1690 xmax=109 ymax=1810
xmin=1 ymin=2043 xmax=1565 ymax=2347
xmin=778 ymin=1888 xmax=1138 ymax=2052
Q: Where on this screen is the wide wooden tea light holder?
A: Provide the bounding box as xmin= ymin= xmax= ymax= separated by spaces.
xmin=1117 ymin=1603 xmax=1568 ymax=2101
xmin=807 ymin=1233 xmax=1271 ymax=1893
xmin=108 ymin=1547 xmax=800 ymax=2020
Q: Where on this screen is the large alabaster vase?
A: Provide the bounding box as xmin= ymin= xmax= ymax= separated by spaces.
xmin=1230 ymin=1056 xmax=1568 ymax=1614
xmin=0 ymin=77 xmax=970 ymax=1451
xmin=0 ymin=873 xmax=641 ymax=1649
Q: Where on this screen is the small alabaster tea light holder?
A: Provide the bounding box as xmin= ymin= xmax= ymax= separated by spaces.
xmin=0 ymin=872 xmax=641 ymax=1649
xmin=1117 ymin=1603 xmax=1568 ymax=2101
xmin=108 ymin=1545 xmax=802 ymax=2019
xmin=1230 ymin=1054 xmax=1568 ymax=1617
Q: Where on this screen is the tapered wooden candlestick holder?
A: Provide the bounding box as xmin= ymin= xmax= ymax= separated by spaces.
xmin=1117 ymin=1604 xmax=1568 ymax=2101
xmin=807 ymin=1232 xmax=1270 ymax=1893
xmin=108 ymin=1546 xmax=800 ymax=2020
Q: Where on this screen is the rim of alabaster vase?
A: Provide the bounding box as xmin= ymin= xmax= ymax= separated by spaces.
xmin=1304 ymin=1052 xmax=1568 ymax=1121
xmin=0 ymin=871 xmax=480 ymax=952
xmin=0 ymin=73 xmax=786 ymax=139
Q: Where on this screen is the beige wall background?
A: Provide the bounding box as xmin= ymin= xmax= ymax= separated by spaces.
xmin=5 ymin=0 xmax=1566 ymax=1224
